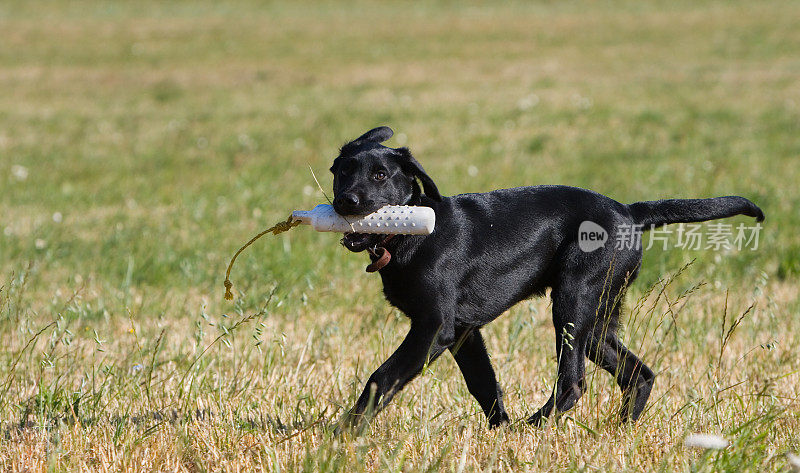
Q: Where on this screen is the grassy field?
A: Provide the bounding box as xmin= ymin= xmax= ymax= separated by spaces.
xmin=1 ymin=0 xmax=799 ymax=470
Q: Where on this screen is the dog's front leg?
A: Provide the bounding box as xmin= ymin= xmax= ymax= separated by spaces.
xmin=450 ymin=328 xmax=509 ymax=428
xmin=342 ymin=319 xmax=453 ymax=431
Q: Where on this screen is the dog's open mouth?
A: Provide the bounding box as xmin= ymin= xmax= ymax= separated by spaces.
xmin=342 ymin=232 xmax=375 ymax=252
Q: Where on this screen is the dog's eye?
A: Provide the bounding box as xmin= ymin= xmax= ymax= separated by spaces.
xmin=374 ymin=171 xmax=387 ymax=181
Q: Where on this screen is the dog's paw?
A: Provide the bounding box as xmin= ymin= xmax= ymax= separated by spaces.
xmin=488 ymin=411 xmax=510 ymax=429
xmin=333 ymin=411 xmax=369 ymax=437
xmin=527 ymin=412 xmax=545 ymax=428
xmin=526 ymin=408 xmax=556 ymax=428
xmin=331 ymin=422 xmax=346 ymax=437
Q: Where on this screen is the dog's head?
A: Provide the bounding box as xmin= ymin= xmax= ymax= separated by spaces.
xmin=330 ymin=126 xmax=441 ymax=215
xmin=330 ymin=126 xmax=441 ymax=251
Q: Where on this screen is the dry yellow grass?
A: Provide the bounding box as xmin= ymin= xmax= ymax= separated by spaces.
xmin=1 ymin=269 xmax=797 ymax=471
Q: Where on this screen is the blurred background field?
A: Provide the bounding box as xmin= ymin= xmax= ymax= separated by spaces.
xmin=0 ymin=1 xmax=798 ymax=471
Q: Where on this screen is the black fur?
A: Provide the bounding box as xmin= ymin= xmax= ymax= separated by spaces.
xmin=331 ymin=126 xmax=765 ymax=430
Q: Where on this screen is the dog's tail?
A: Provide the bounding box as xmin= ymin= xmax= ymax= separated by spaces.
xmin=628 ymin=196 xmax=764 ymax=229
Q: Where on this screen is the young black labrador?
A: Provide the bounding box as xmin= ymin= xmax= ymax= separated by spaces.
xmin=331 ymin=126 xmax=764 ymax=429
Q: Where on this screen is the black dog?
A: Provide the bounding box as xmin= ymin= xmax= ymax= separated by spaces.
xmin=330 ymin=126 xmax=764 ymax=429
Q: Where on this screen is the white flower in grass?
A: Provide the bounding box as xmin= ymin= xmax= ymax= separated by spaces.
xmin=787 ymin=453 xmax=800 ymax=472
xmin=11 ymin=165 xmax=28 ymax=181
xmin=52 ymin=212 xmax=63 ymax=223
xmin=35 ymin=239 xmax=47 ymax=249
xmin=517 ymin=94 xmax=539 ymax=110
xmin=685 ymin=433 xmax=729 ymax=450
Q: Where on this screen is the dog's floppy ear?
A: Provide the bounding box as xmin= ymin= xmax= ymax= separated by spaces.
xmin=396 ymin=147 xmax=442 ymax=201
xmin=354 ymin=126 xmax=394 ymax=144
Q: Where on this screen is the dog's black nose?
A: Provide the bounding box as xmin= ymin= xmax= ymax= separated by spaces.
xmin=334 ymin=193 xmax=360 ymax=214
xmin=341 ymin=193 xmax=359 ymax=206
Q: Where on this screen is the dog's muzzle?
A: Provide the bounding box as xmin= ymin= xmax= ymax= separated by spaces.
xmin=341 ymin=232 xmax=377 ymax=252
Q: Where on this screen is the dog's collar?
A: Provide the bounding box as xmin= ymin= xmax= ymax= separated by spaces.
xmin=365 ymin=234 xmax=396 ymax=273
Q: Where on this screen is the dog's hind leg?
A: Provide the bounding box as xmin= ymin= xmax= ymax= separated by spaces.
xmin=586 ymin=327 xmax=654 ymax=422
xmin=583 ymin=274 xmax=655 ymax=423
xmin=527 ymin=286 xmax=593 ymax=426
xmin=450 ymin=327 xmax=509 ymax=428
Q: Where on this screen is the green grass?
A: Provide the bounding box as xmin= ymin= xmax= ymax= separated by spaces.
xmin=0 ymin=0 xmax=798 ymax=471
